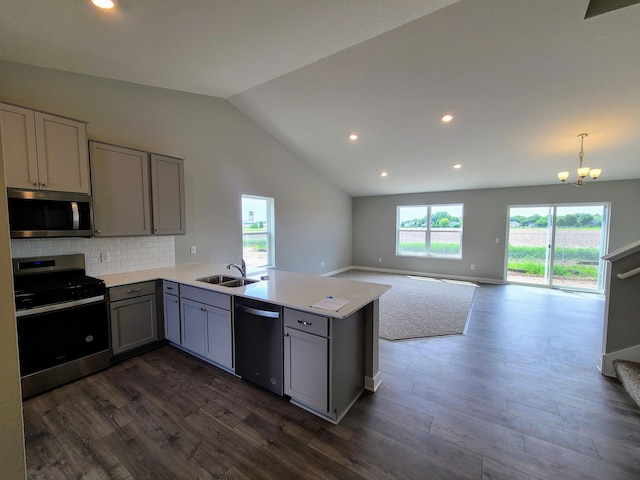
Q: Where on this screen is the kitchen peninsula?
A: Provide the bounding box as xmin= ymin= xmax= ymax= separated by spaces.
xmin=99 ymin=263 xmax=390 ymax=423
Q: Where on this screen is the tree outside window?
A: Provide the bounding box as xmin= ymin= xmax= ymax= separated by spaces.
xmin=396 ymin=204 xmax=463 ymax=258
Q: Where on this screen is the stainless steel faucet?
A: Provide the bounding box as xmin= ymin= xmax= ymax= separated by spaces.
xmin=226 ymin=257 xmax=246 ymax=277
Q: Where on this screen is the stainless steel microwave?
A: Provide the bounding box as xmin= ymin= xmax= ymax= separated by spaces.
xmin=7 ymin=188 xmax=94 ymax=238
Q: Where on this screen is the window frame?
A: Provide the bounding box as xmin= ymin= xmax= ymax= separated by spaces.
xmin=396 ymin=203 xmax=464 ymax=259
xmin=241 ymin=194 xmax=275 ymax=268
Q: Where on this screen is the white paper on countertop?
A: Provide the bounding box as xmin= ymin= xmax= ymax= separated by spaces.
xmin=311 ymin=297 xmax=351 ymax=311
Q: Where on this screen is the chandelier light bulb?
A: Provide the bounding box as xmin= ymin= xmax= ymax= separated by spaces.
xmin=577 ymin=167 xmax=590 ymax=178
xmin=92 ymin=0 xmax=115 ymax=8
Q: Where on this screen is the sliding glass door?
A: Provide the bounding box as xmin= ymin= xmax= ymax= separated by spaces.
xmin=506 ymin=204 xmax=608 ymax=291
xmin=506 ymin=207 xmax=553 ymax=286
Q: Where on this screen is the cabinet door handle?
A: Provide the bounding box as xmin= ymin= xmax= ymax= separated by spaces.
xmin=32 ymin=181 xmax=39 ymax=186
xmin=297 ymin=319 xmax=312 ymax=326
xmin=284 ymin=332 xmax=289 ymax=337
xmin=127 ymin=288 xmax=142 ymax=293
xmin=41 ymin=183 xmax=47 ymax=187
xmin=171 ymin=299 xmax=178 ymax=304
xmin=166 ymin=286 xmax=173 ymax=290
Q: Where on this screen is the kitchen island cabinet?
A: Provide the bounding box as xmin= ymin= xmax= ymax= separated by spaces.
xmin=0 ymin=102 xmax=90 ymax=193
xmin=284 ymin=307 xmax=365 ymax=423
xmin=100 ymin=264 xmax=390 ymax=422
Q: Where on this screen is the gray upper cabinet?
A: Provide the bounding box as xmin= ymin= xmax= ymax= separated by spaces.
xmin=150 ymin=153 xmax=186 ymax=235
xmin=90 ymin=141 xmax=186 ymax=237
xmin=90 ymin=142 xmax=152 ymax=236
xmin=1 ymin=102 xmax=90 ymax=194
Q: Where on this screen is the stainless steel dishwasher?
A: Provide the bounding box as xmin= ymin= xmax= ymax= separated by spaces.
xmin=234 ymin=297 xmax=284 ymax=395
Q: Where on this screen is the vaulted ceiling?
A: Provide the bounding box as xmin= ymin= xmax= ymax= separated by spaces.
xmin=1 ymin=0 xmax=639 ymax=196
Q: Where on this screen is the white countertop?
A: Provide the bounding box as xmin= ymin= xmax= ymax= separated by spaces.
xmin=98 ymin=263 xmax=390 ymax=319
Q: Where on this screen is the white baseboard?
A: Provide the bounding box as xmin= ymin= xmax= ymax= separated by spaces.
xmin=364 ymin=371 xmax=382 ymax=392
xmin=599 ymin=344 xmax=640 ymax=377
xmin=326 ymin=265 xmax=503 ymax=285
xmin=321 ymin=266 xmax=353 ymax=277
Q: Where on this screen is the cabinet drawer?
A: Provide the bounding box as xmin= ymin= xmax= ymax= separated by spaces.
xmin=163 ymin=280 xmax=179 ymax=295
xmin=180 ymin=285 xmax=231 ymax=310
xmin=110 ymin=281 xmax=156 ymax=302
xmin=284 ymin=308 xmax=329 ymax=337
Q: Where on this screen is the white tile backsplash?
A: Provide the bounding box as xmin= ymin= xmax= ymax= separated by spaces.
xmin=10 ymin=236 xmax=175 ymax=276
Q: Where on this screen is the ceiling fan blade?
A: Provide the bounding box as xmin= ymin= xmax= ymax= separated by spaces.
xmin=585 ymin=0 xmax=640 ymax=18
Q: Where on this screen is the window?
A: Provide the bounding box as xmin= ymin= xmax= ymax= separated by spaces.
xmin=242 ymin=195 xmax=274 ymax=267
xmin=396 ymin=204 xmax=463 ymax=258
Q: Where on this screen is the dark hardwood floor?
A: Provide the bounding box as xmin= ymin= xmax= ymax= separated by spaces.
xmin=23 ymin=284 xmax=640 ymax=479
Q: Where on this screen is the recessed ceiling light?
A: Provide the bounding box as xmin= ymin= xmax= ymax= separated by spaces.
xmin=349 ymin=133 xmax=359 ymax=141
xmin=441 ymin=114 xmax=454 ymax=123
xmin=92 ymin=0 xmax=115 ymax=9
xmin=453 ymin=163 xmax=462 ymax=169
xmin=379 ymin=171 xmax=388 ymax=177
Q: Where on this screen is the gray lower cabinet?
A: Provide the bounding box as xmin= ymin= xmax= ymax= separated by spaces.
xmin=283 ymin=307 xmax=366 ymax=423
xmin=179 ymin=285 xmax=233 ymax=371
xmin=180 ymin=298 xmax=207 ymax=355
xmin=284 ymin=326 xmax=329 ymax=412
xmin=163 ymin=281 xmax=181 ymax=344
xmin=109 ymin=281 xmax=158 ymax=355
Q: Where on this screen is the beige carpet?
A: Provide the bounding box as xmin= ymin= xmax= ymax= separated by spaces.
xmin=332 ymin=270 xmax=477 ymax=340
xmin=613 ymin=359 xmax=640 ymax=409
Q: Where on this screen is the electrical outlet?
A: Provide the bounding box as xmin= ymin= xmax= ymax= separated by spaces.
xmin=495 ymin=237 xmax=501 ymax=244
xmin=100 ymin=252 xmax=110 ymax=263
xmin=378 ymin=257 xmax=383 ymax=263
xmin=190 ymin=245 xmax=197 ymax=254
xmin=470 ymin=264 xmax=475 ymax=270
xmin=320 ymin=261 xmax=325 ymax=268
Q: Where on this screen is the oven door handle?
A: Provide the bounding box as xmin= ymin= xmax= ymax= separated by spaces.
xmin=16 ymin=295 xmax=105 ymax=318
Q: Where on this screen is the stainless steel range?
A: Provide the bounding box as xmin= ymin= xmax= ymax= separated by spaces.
xmin=13 ymin=254 xmax=110 ymax=399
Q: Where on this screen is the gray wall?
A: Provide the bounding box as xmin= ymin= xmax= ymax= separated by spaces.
xmin=0 ymin=135 xmax=26 ymax=478
xmin=605 ymin=249 xmax=640 ymax=353
xmin=353 ymin=180 xmax=640 ymax=282
xmin=0 ymin=60 xmax=352 ymax=274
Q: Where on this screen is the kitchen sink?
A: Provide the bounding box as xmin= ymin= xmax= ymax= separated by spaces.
xmin=196 ymin=275 xmax=259 ymax=287
xmin=219 ymin=278 xmax=259 ymax=287
xmin=196 ymin=275 xmax=238 ymax=284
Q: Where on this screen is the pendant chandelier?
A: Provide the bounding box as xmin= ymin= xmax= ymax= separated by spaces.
xmin=557 ymin=133 xmax=601 ymax=186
